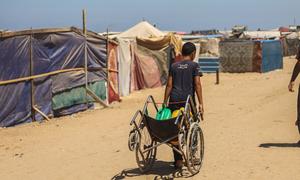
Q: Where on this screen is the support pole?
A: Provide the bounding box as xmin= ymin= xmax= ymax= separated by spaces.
xmin=30 ymin=29 xmax=35 ymax=121
xmin=82 ymin=9 xmax=89 ymax=106
xmin=216 ymin=69 xmax=219 ymax=85
xmin=106 ymin=27 xmax=110 ymax=104
xmin=33 ymin=106 xmax=50 ymax=121
xmin=82 ymin=9 xmax=108 ymax=108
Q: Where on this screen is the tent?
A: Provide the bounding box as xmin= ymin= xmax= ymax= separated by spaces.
xmin=219 ymin=40 xmax=283 ymax=73
xmin=240 ymin=31 xmax=281 ymax=40
xmin=0 ymin=27 xmax=116 ymax=127
xmin=181 ymin=35 xmax=223 ymax=61
xmin=117 ymin=21 xmax=165 ymax=39
xmin=116 ymin=21 xmax=182 ymax=96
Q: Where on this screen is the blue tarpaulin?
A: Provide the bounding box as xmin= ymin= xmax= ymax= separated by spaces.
xmin=0 ymin=28 xmax=107 ymax=127
xmin=260 ymin=40 xmax=283 ymax=73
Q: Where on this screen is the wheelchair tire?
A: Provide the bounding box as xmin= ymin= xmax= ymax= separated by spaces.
xmin=128 ymin=130 xmax=139 ymax=151
xmin=186 ymin=122 xmax=204 ymax=175
xmin=135 ymin=127 xmax=157 ymax=173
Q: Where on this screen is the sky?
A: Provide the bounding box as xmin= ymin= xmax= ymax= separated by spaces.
xmin=0 ymin=0 xmax=300 ymax=33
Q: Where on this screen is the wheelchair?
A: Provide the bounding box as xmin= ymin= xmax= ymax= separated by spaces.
xmin=128 ymin=95 xmax=204 ymax=175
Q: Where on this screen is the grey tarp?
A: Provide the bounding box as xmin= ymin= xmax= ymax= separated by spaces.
xmin=283 ymin=38 xmax=299 ymax=57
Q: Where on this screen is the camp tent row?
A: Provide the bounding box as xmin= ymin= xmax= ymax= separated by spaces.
xmin=0 ymin=22 xmax=294 ymax=127
xmin=0 ymin=22 xmax=182 ymax=127
xmin=0 ymin=27 xmax=120 ymax=127
xmin=180 ymin=32 xmax=284 ymax=73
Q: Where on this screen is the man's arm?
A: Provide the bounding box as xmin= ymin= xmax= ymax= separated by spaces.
xmin=289 ymin=60 xmax=300 ymax=92
xmin=164 ymin=76 xmax=173 ymax=105
xmin=194 ymin=76 xmax=204 ymax=117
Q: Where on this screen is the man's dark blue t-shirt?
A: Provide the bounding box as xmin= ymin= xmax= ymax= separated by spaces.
xmin=169 ymin=60 xmax=201 ymax=103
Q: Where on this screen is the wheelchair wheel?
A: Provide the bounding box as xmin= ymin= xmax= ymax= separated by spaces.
xmin=186 ymin=122 xmax=204 ymax=175
xmin=135 ymin=125 xmax=157 ymax=173
xmin=128 ymin=130 xmax=139 ymax=151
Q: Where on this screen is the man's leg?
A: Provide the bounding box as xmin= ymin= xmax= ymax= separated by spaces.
xmin=169 ymin=101 xmax=185 ymax=168
xmin=297 ymin=85 xmax=300 ymax=134
xmin=173 ymin=146 xmax=183 ymax=168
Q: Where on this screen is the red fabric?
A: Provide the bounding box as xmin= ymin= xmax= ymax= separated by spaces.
xmin=108 ymin=42 xmax=120 ymax=103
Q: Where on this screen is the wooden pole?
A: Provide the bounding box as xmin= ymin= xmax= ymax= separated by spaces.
xmin=82 ymin=9 xmax=108 ymax=108
xmin=0 ymin=68 xmax=84 ymax=86
xmin=33 ymin=106 xmax=50 ymax=121
xmin=106 ymin=27 xmax=110 ymax=104
xmin=216 ymin=69 xmax=220 ymax=85
xmin=30 ymin=29 xmax=35 ymax=122
xmin=83 ymin=9 xmax=89 ymax=106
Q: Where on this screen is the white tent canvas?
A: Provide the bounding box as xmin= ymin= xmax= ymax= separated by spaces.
xmin=117 ymin=21 xmax=165 ymax=39
xmin=243 ymin=31 xmax=281 ymax=39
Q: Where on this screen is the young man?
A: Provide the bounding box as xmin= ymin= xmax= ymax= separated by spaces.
xmin=163 ymin=42 xmax=204 ymax=168
xmin=288 ymin=45 xmax=300 ymax=135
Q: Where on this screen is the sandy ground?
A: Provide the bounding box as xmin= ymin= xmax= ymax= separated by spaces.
xmin=0 ymin=58 xmax=299 ymax=180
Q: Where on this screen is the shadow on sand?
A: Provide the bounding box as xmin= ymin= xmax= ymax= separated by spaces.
xmin=259 ymin=141 xmax=300 ymax=148
xmin=111 ymin=160 xmax=194 ymax=180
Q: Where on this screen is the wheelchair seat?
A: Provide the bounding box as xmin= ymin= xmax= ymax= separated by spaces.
xmin=144 ymin=115 xmax=180 ymax=142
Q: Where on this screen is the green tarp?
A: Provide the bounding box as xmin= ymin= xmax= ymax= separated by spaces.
xmin=52 ymin=80 xmax=106 ymax=110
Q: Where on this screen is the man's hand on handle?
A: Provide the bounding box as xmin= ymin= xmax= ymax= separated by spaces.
xmin=199 ymin=104 xmax=204 ymax=120
xmin=288 ymin=81 xmax=294 ymax=92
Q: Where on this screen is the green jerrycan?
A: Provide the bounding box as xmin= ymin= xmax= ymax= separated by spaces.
xmin=156 ymin=105 xmax=171 ymax=120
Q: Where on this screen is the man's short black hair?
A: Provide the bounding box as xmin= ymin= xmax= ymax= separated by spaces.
xmin=182 ymin=42 xmax=196 ymax=56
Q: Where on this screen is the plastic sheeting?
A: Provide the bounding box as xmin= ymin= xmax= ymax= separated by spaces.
xmin=0 ymin=35 xmax=32 ymax=127
xmin=261 ymin=40 xmax=283 ymax=73
xmin=220 ymin=40 xmax=283 ymax=73
xmin=0 ymin=29 xmax=107 ymax=127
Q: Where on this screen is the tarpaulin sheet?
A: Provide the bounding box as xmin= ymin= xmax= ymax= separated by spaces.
xmin=108 ymin=42 xmax=120 ymax=103
xmin=34 ymin=77 xmax=53 ymax=121
xmin=53 ymin=103 xmax=94 ymax=117
xmin=220 ymin=41 xmax=255 ymax=73
xmin=52 ymin=80 xmax=106 ymax=110
xmin=136 ymin=44 xmax=169 ymax=85
xmin=0 ymin=36 xmax=32 ymax=127
xmin=0 ymin=30 xmax=107 ymax=127
xmin=130 ymin=45 xmax=162 ymax=90
xmin=0 ymin=82 xmax=32 ymax=127
xmin=136 ymin=33 xmax=182 ymax=56
xmin=260 ymin=40 xmax=283 ymax=73
xmin=117 ymin=39 xmax=132 ymax=96
xmin=283 ymin=38 xmax=299 ymax=56
xmin=52 ymin=71 xmax=104 ymax=94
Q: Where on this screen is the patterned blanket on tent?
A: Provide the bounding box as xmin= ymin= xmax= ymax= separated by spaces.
xmin=219 ymin=41 xmax=255 ymax=73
